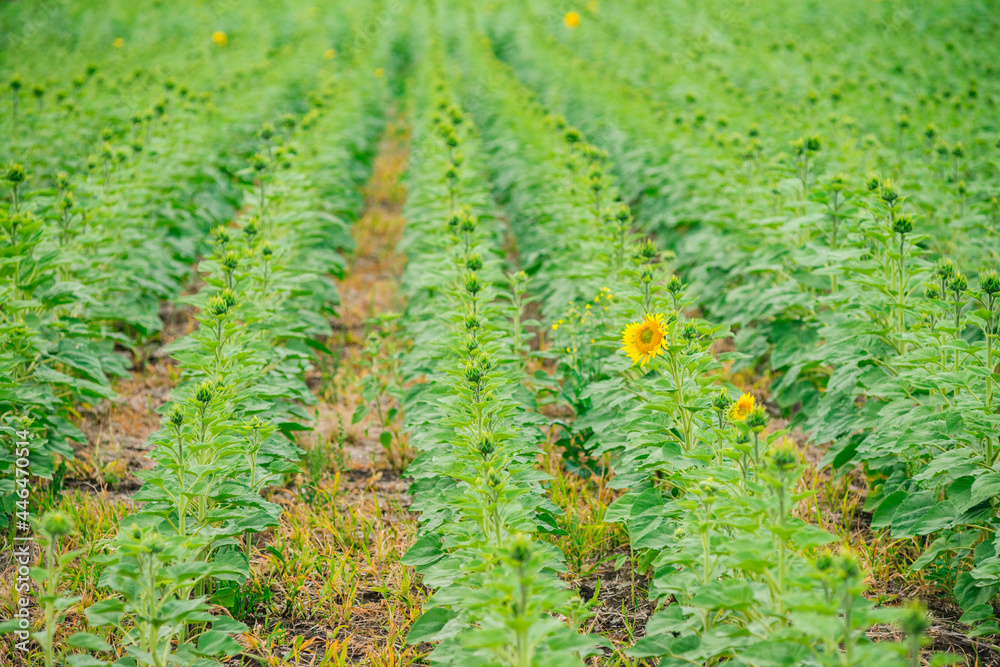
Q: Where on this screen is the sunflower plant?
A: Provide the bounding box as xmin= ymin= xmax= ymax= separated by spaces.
xmin=399 ymin=56 xmax=603 ymax=664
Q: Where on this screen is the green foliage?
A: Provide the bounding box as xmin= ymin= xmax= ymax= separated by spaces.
xmin=3 ymin=0 xmax=998 ymax=662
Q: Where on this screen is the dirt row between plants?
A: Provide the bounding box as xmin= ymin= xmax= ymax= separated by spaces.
xmin=244 ymin=113 xmax=429 ymax=665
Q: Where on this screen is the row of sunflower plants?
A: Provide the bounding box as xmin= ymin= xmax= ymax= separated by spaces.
xmin=606 ymin=0 xmax=998 ymax=410
xmin=511 ymin=3 xmax=1000 ymax=633
xmin=797 ymin=176 xmax=1000 ymax=636
xmin=595 ymin=261 xmax=942 ymax=665
xmin=0 ymin=0 xmax=310 ymax=174
xmin=442 ymin=15 xmax=948 ymax=663
xmin=477 ymin=0 xmax=1000 ymax=637
xmin=481 ymin=0 xmax=998 ymax=403
xmin=0 ymin=79 xmax=241 ymax=531
xmin=0 ymin=51 xmax=388 ymax=665
xmin=0 ymin=0 xmax=358 ymax=530
xmin=395 ymin=29 xmax=602 ymax=664
xmin=450 ymin=19 xmax=637 ymax=442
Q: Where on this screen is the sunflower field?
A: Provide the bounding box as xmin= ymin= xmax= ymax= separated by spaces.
xmin=2 ymin=0 xmax=1000 ymax=665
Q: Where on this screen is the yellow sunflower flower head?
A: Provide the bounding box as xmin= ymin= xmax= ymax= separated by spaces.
xmin=621 ymin=313 xmax=668 ymax=366
xmin=564 ymin=11 xmax=581 ymax=28
xmin=728 ymin=392 xmax=755 ymax=422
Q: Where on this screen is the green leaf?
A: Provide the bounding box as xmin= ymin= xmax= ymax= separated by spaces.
xmin=954 ymin=572 xmax=997 ymax=612
xmin=689 ymin=579 xmax=754 ymax=611
xmin=351 ymin=403 xmax=368 ymax=424
xmin=265 ymin=545 xmax=286 ymax=565
xmin=213 ymin=547 xmax=249 ymax=583
xmin=831 ymin=437 xmax=860 ymax=469
xmin=891 ymin=490 xmax=937 ymax=538
xmin=212 ymin=616 xmax=249 ymax=634
xmin=970 ymin=472 xmax=1000 ymax=504
xmin=85 ymin=598 xmax=126 ymax=627
xmin=302 ymin=337 xmax=333 ymax=355
xmin=68 ymin=632 xmax=113 ymax=652
xmin=629 ymin=632 xmax=701 ymax=659
xmin=870 ymin=490 xmax=908 ymax=529
xmin=66 ymin=656 xmax=108 ymax=667
xmin=406 ymin=607 xmax=458 ymax=643
xmin=401 ymin=533 xmax=444 ymax=567
xmin=788 ymin=522 xmax=838 ymax=549
xmin=0 ymin=618 xmax=27 ymax=633
xmin=196 ymin=630 xmax=243 ymax=656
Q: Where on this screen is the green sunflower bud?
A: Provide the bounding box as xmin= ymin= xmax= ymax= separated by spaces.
xmin=5 ymin=163 xmax=26 ymax=184
xmin=878 ymin=179 xmax=900 ymax=206
xmin=636 ymin=239 xmax=657 ymax=262
xmin=249 ymin=153 xmax=268 ymax=173
xmin=168 ymin=405 xmax=184 ymax=426
xmin=698 ymin=479 xmax=719 ymax=497
xmin=948 ymin=272 xmax=968 ymax=294
xmin=838 ymin=552 xmax=861 ymax=580
xmin=212 ymin=225 xmax=231 ymax=246
xmin=479 ymin=436 xmax=495 ymax=459
xmin=935 ymin=258 xmax=956 ymax=281
xmin=768 ymin=440 xmax=799 ymax=472
xmin=712 ymin=389 xmax=733 ymax=411
xmin=40 ymin=511 xmax=74 ymax=539
xmin=195 ymin=381 xmax=214 ymax=405
xmin=746 ymin=406 xmax=769 ymax=430
xmin=891 ymin=212 xmax=914 ymax=235
xmin=865 ymin=172 xmax=881 ymax=192
xmin=222 ymin=251 xmax=239 ymax=271
xmin=509 ymin=535 xmax=531 ymax=564
xmin=243 ymin=217 xmax=259 ymax=239
xmin=815 ymin=549 xmax=835 ymax=572
xmin=464 ymin=273 xmax=483 ymax=296
xmin=980 ymin=269 xmax=1000 ymax=296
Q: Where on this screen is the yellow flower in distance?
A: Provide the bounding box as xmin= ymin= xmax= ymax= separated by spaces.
xmin=621 ymin=313 xmax=668 ymax=366
xmin=729 ymin=392 xmax=755 ymax=421
xmin=324 ymin=48 xmax=336 ymax=60
xmin=588 ymin=0 xmax=599 ymax=11
xmin=113 ymin=37 xmax=124 ymax=48
xmin=212 ymin=31 xmax=228 ymax=47
xmin=564 ymin=11 xmax=581 ymax=28
xmin=374 ymin=67 xmax=385 ymax=78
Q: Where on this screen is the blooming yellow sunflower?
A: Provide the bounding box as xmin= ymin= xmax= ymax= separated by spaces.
xmin=212 ymin=31 xmax=228 ymax=47
xmin=621 ymin=313 xmax=668 ymax=366
xmin=728 ymin=392 xmax=755 ymax=421
xmin=564 ymin=11 xmax=581 ymax=28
